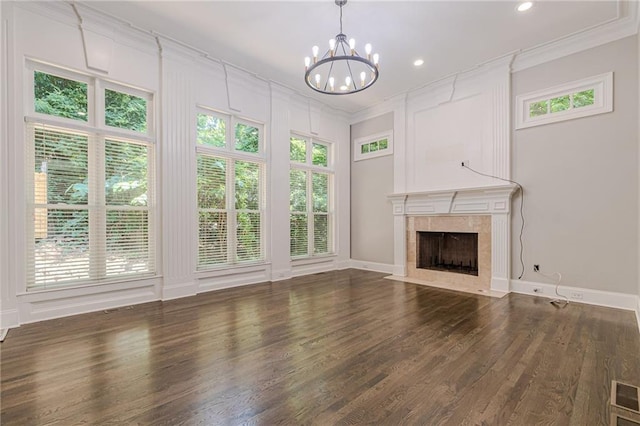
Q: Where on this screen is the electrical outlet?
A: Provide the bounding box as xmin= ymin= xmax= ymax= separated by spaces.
xmin=461 ymin=160 xmax=469 ymax=167
xmin=533 ymin=264 xmax=540 ymax=272
xmin=533 ymin=287 xmax=542 ymax=294
xmin=570 ymin=292 xmax=583 ymax=300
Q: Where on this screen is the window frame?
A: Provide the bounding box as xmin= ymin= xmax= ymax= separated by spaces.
xmin=353 ymin=130 xmax=393 ymax=161
xmin=289 ymin=133 xmax=334 ymax=259
xmin=515 ymin=72 xmax=613 ymax=130
xmin=195 ymin=106 xmax=266 ymax=271
xmin=24 ymin=61 xmax=157 ymax=292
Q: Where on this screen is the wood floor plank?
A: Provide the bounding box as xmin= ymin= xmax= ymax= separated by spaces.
xmin=1 ymin=270 xmax=638 ymax=425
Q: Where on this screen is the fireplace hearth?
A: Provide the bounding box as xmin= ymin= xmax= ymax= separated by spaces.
xmin=417 ymin=231 xmax=479 ymax=276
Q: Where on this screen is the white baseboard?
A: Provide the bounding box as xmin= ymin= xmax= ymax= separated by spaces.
xmin=512 ymin=279 xmax=638 ymax=312
xmin=161 ymin=281 xmax=197 ymax=301
xmin=198 ymin=269 xmax=270 ymax=293
xmin=270 ymin=268 xmax=292 ymax=282
xmin=0 ymin=328 xmax=8 ymax=342
xmin=350 ymin=259 xmax=395 ymax=274
xmin=336 ymin=260 xmax=351 ymax=270
xmin=491 ymin=277 xmax=510 ymax=293
xmin=0 ymin=308 xmax=19 ymax=330
xmin=18 ymin=286 xmax=158 ymax=325
xmin=291 ymin=262 xmax=334 ymax=277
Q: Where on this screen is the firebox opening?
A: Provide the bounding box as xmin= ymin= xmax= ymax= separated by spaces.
xmin=417 ymin=231 xmax=479 ymax=276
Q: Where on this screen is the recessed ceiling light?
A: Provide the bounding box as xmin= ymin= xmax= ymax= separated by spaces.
xmin=517 ymin=1 xmax=533 ymax=12
xmin=413 ymin=59 xmax=425 ymax=67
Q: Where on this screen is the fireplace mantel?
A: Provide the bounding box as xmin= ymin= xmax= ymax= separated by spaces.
xmin=387 ymin=184 xmax=517 ymax=293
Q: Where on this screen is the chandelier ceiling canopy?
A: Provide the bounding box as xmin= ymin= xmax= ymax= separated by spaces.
xmin=304 ymin=0 xmax=379 ymax=95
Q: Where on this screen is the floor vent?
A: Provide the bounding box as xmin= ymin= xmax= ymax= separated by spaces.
xmin=612 ymin=381 xmax=640 ymax=413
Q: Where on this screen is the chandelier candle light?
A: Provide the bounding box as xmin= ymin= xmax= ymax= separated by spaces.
xmin=304 ymin=0 xmax=379 ymax=95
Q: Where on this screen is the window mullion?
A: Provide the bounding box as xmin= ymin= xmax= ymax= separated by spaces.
xmin=89 ymin=134 xmax=106 ymax=280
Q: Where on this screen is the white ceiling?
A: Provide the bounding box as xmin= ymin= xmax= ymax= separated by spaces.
xmin=85 ymin=1 xmax=623 ymax=113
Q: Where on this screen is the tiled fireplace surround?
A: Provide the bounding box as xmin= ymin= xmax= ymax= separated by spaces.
xmin=388 ymin=185 xmax=517 ymax=295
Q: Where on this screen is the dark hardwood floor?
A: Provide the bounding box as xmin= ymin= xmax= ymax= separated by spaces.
xmin=1 ymin=269 xmax=639 ymax=425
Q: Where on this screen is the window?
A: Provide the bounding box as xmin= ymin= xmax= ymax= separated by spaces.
xmin=515 ymin=72 xmax=613 ymax=129
xmin=290 ymin=135 xmax=333 ymax=258
xmin=196 ymin=109 xmax=265 ymax=269
xmin=354 ymin=131 xmax=393 ymax=161
xmin=26 ymin=64 xmax=155 ymax=291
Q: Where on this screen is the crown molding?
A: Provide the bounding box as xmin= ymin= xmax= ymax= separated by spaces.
xmin=512 ymin=1 xmax=639 ymax=73
xmin=73 ymin=3 xmax=157 ymax=54
xmin=349 ymin=93 xmax=407 ymax=124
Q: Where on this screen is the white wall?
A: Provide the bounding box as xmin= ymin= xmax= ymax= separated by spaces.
xmin=0 ymin=2 xmax=350 ymax=328
xmin=637 ymin=31 xmax=640 ymax=325
xmin=512 ymin=36 xmax=639 ymax=295
xmin=350 ymin=113 xmax=394 ymax=267
xmin=0 ymin=2 xmax=13 ymax=330
xmin=404 ymin=62 xmax=511 ymax=192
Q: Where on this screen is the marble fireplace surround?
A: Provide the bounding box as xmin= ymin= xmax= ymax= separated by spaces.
xmin=388 ymin=185 xmax=517 ymax=295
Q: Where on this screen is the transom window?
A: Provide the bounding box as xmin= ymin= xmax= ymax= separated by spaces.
xmin=26 ymin=63 xmax=155 ymax=291
xmin=196 ymin=109 xmax=265 ymax=269
xmin=354 ymin=131 xmax=393 ymax=161
xmin=290 ymin=134 xmax=333 ymax=258
xmin=516 ymin=72 xmax=613 ymax=129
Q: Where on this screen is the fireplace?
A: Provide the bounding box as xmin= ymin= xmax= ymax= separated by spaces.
xmin=388 ymin=185 xmax=517 ymax=294
xmin=417 ymin=231 xmax=478 ymax=276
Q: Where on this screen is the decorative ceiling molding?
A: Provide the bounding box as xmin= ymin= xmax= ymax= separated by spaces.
xmin=511 ymin=1 xmax=638 ymax=72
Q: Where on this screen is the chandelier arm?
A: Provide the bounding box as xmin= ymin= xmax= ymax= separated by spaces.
xmin=344 ymin=59 xmax=356 ymax=91
xmin=324 ymin=58 xmax=337 ymax=92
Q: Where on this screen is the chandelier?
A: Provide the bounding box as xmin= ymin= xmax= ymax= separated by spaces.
xmin=304 ymin=0 xmax=379 ymax=95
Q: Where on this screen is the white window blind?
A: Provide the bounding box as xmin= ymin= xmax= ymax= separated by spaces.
xmin=290 ymin=169 xmax=308 ymax=257
xmin=27 ymin=123 xmax=155 ymax=290
xmin=197 ymin=154 xmax=228 ymax=266
xmin=312 ymin=172 xmax=330 ymax=255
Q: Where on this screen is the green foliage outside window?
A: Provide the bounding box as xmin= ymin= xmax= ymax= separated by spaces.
xmin=312 ymin=173 xmax=328 ymax=213
xmin=235 ymin=161 xmax=260 ymax=211
xmin=573 ymin=89 xmax=594 ymax=108
xmin=289 ymin=169 xmax=307 ymax=213
xmin=529 ymin=100 xmax=548 ymax=117
xmin=529 ymin=88 xmax=596 ymax=118
xmin=235 ymin=123 xmax=259 ymax=153
xmin=197 ymin=156 xmax=226 ymax=210
xmin=105 ymin=89 xmax=147 ymax=133
xmin=105 ymin=140 xmax=148 ymax=206
xmin=359 ymin=138 xmax=389 ymax=155
xmin=290 ymin=137 xmax=306 ymax=162
xmin=550 ymin=95 xmax=570 ymax=113
xmin=34 ymin=71 xmax=88 ymax=121
xmin=312 ymin=143 xmax=328 ymax=167
xmin=197 ymin=114 xmax=226 ymax=148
